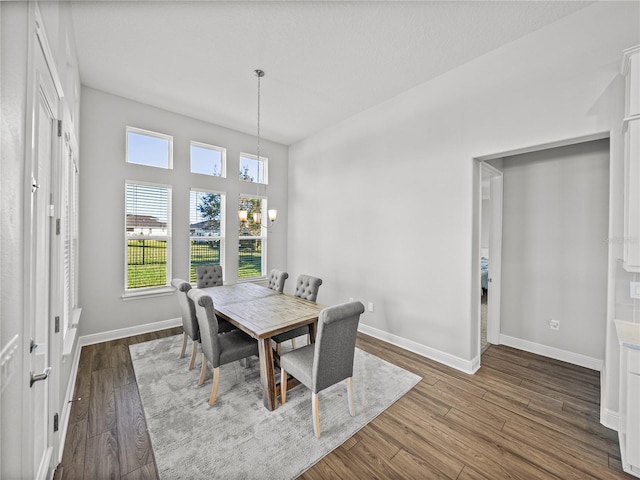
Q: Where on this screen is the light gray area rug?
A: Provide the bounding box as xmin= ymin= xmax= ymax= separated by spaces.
xmin=130 ymin=335 xmax=421 ymax=479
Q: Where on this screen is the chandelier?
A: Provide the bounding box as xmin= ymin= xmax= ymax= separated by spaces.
xmin=239 ymin=69 xmax=277 ymax=229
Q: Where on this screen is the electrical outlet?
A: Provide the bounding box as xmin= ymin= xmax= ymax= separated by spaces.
xmin=368 ymin=302 xmax=374 ymax=312
xmin=549 ymin=319 xmax=560 ymax=331
xmin=630 ymin=282 xmax=640 ymax=300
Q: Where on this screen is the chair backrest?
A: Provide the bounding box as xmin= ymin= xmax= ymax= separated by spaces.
xmin=266 ymin=269 xmax=289 ymax=293
xmin=188 ymin=288 xmax=222 ymax=367
xmin=312 ymin=301 xmax=365 ymax=393
xmin=196 ymin=265 xmax=223 ymax=288
xmin=171 ymin=278 xmax=199 ymax=341
xmin=294 ymin=274 xmax=323 ymax=301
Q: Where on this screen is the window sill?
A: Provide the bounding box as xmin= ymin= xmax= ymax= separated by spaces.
xmin=62 ymin=307 xmax=82 ymax=357
xmin=62 ymin=327 xmax=77 ymax=357
xmin=121 ymin=286 xmax=174 ymax=301
xmin=237 ymin=277 xmax=267 ymax=284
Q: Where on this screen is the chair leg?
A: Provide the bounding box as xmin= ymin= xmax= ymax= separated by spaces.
xmin=208 ymin=367 xmax=220 ymax=406
xmin=180 ymin=332 xmax=188 ymax=358
xmin=347 ymin=377 xmax=355 ymax=416
xmin=188 ymin=341 xmax=198 ymax=371
xmin=281 ymin=369 xmax=288 ymax=404
xmin=198 ymin=353 xmax=207 ymax=386
xmin=312 ymin=393 xmax=321 ymax=438
xmin=291 ymin=338 xmax=297 ymax=349
xmin=276 ymin=342 xmax=281 ymax=356
xmin=306 ymin=333 xmax=310 ymax=345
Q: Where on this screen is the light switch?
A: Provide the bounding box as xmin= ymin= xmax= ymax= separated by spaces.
xmin=631 ymin=282 xmax=640 ymax=300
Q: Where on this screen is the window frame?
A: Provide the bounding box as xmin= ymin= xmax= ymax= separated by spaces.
xmin=123 ymin=181 xmax=173 ymax=297
xmin=189 ymin=188 xmax=226 ymax=284
xmin=191 ymin=141 xmax=226 ymax=178
xmin=126 ymin=126 xmax=173 ymax=170
xmin=59 ymin=129 xmax=81 ymax=355
xmin=239 ymin=153 xmax=268 ymax=185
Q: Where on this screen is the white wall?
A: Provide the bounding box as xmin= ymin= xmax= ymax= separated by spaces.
xmin=288 ymin=0 xmax=639 ymax=381
xmin=500 ymin=139 xmax=609 ymax=360
xmin=78 ymin=87 xmax=289 ymax=337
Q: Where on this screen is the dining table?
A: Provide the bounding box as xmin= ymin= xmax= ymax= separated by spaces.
xmin=200 ymin=282 xmax=324 ymax=411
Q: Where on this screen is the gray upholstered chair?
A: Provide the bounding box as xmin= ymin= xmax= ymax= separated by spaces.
xmin=266 ymin=269 xmax=289 ymax=293
xmin=280 ymin=300 xmax=365 ymax=438
xmin=196 ymin=265 xmax=223 ymax=287
xmin=171 ymin=278 xmax=200 ymax=370
xmin=272 ymin=274 xmax=322 ymax=354
xmin=193 ymin=265 xmax=236 ymax=335
xmin=188 ymin=288 xmax=259 ymax=406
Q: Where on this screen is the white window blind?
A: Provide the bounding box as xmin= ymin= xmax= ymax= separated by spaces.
xmin=125 ymin=183 xmax=172 ymax=290
xmin=62 ymin=142 xmax=80 ymax=336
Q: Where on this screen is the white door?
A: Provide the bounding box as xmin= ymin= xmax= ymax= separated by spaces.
xmin=24 ymin=18 xmax=61 ymax=479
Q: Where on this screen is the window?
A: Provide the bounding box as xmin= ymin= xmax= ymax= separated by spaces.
xmin=61 ymin=136 xmax=80 ymax=344
xmin=191 ymin=141 xmax=225 ymax=177
xmin=190 ymin=190 xmax=225 ymax=283
xmin=126 ymin=127 xmax=172 ymax=169
xmin=238 ymin=195 xmax=267 ymax=279
xmin=239 ymin=153 xmax=267 ymax=184
xmin=125 ymin=183 xmax=172 ymax=290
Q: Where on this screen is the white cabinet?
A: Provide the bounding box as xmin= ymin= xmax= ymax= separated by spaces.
xmin=622 ymin=46 xmax=640 ymax=272
xmin=616 ymin=320 xmax=640 ymax=477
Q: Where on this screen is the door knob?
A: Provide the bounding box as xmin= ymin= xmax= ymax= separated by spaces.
xmin=30 ymin=367 xmax=51 ymax=387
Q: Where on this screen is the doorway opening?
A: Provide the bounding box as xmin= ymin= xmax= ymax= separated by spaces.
xmin=479 ymin=162 xmax=503 ymax=354
xmin=474 ymin=132 xmax=610 ymax=369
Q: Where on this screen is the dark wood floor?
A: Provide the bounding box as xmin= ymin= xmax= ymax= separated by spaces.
xmin=58 ymin=328 xmax=632 ymax=479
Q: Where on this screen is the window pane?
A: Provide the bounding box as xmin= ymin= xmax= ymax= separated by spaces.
xmin=190 ymin=191 xmax=222 ymax=236
xmin=127 ymin=239 xmax=168 ymax=288
xmin=190 ymin=190 xmax=224 ymax=283
xmin=238 ymin=196 xmax=262 ymax=237
xmin=190 ymin=239 xmax=221 ymax=284
xmin=239 ymin=154 xmax=265 ymax=184
xmin=126 ymin=184 xmax=169 ymax=236
xmin=238 ymin=195 xmax=264 ymax=278
xmin=125 ymin=183 xmax=171 ymax=289
xmin=191 ymin=143 xmax=224 ymax=177
xmin=127 ymin=128 xmax=171 ymax=169
xmin=238 ymin=238 xmax=262 ymax=279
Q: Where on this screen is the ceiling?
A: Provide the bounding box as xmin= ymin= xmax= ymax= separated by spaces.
xmin=70 ymin=1 xmax=592 ymax=146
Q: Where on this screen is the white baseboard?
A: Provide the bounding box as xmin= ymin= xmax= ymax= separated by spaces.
xmin=358 ymin=323 xmax=479 ymax=374
xmin=601 ymin=406 xmax=620 ymax=431
xmin=79 ymin=317 xmax=182 ymax=346
xmin=498 ymin=334 xmax=603 ymax=371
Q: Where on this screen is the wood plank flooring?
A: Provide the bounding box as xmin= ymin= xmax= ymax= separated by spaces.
xmin=58 ymin=328 xmax=633 ymax=479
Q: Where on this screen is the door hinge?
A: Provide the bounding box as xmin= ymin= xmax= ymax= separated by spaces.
xmin=53 ymin=413 xmax=59 ymax=432
xmin=54 ymin=316 xmax=60 ymax=333
xmin=57 ymin=119 xmax=62 ymax=137
xmin=56 ymin=218 xmax=61 ymax=235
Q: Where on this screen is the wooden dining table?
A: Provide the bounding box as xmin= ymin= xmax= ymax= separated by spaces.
xmin=200 ymin=282 xmax=324 ymax=411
